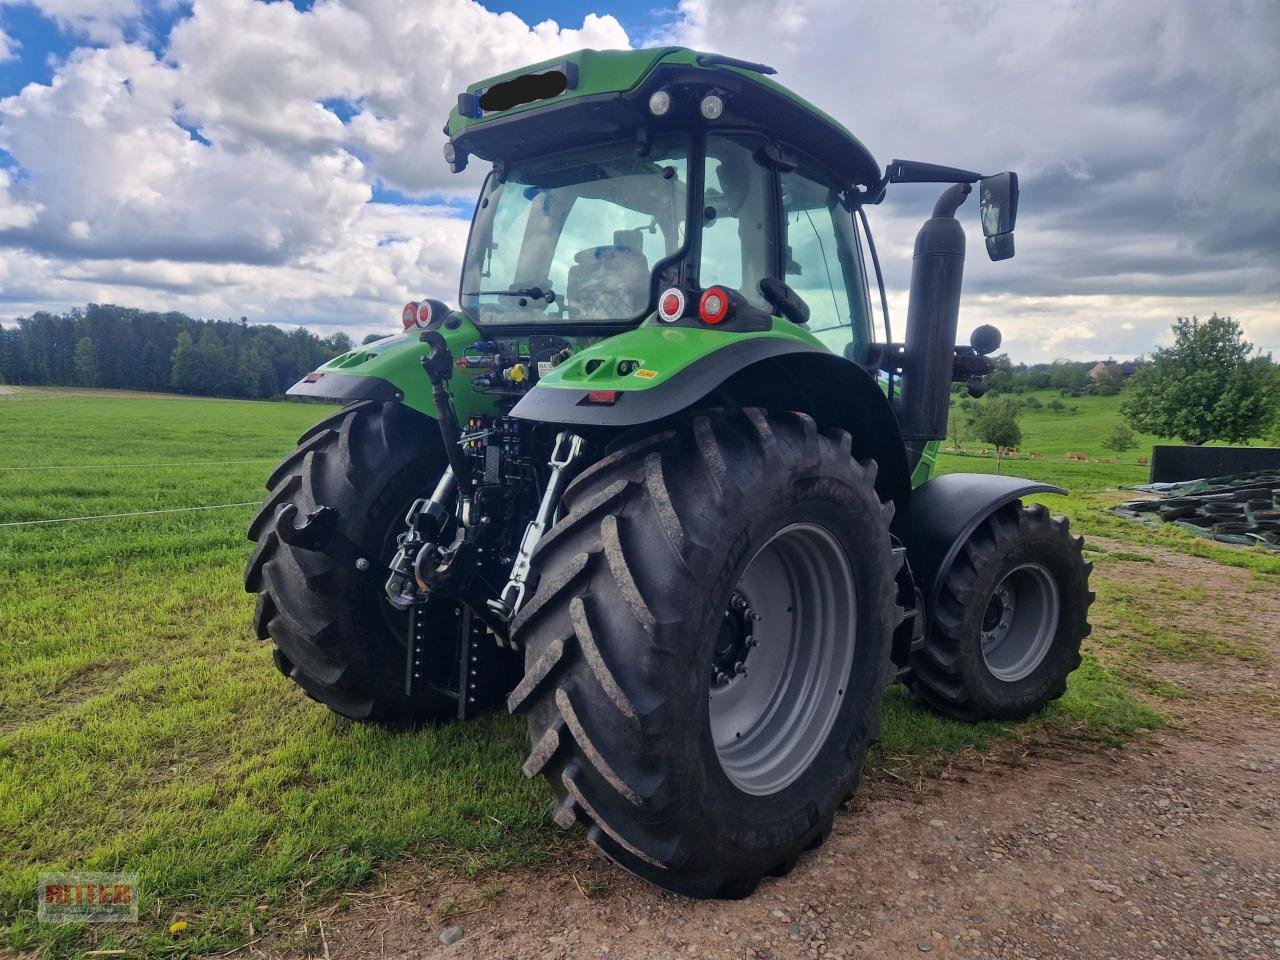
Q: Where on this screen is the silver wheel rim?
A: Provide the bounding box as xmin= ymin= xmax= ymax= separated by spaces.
xmin=709 ymin=523 xmax=857 ymax=796
xmin=979 ymin=563 xmax=1060 ymax=682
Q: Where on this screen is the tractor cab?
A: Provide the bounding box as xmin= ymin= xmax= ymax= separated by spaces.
xmin=448 ymin=48 xmax=883 ymax=363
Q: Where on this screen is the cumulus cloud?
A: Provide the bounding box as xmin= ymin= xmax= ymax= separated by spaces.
xmin=163 ymin=0 xmax=629 ymax=195
xmin=0 ymin=168 xmax=40 ymax=228
xmin=0 ymin=201 xmax=472 ymax=332
xmin=0 ymin=0 xmax=629 ymax=338
xmin=666 ymin=0 xmax=1280 ymax=357
xmin=0 ymin=0 xmax=1275 ymax=357
xmin=1 ymin=0 xmax=149 ymax=44
xmin=0 ymin=43 xmax=372 ymax=264
xmin=0 ymin=25 xmax=18 ymax=62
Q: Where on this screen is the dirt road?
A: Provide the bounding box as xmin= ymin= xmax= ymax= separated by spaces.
xmin=296 ymin=540 xmax=1280 ymax=960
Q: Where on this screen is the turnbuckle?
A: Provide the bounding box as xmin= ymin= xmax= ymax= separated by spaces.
xmin=488 ymin=431 xmax=584 ymax=624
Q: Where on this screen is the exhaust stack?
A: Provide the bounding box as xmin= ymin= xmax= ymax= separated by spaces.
xmin=899 ymin=183 xmax=970 ymax=453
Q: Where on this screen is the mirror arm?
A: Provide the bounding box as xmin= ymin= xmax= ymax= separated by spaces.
xmin=883 ymin=159 xmax=984 ymax=186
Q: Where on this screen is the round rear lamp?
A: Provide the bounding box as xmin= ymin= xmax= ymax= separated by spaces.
xmin=415 ymin=301 xmax=434 ymax=328
xmin=698 ymin=287 xmax=730 ymax=325
xmin=657 ymin=287 xmax=685 ymax=323
xmin=401 ymin=302 xmax=418 ymax=329
xmin=648 ymin=90 xmax=671 ymax=117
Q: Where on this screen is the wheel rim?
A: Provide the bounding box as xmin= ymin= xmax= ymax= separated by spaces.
xmin=979 ymin=562 xmax=1060 ymax=682
xmin=709 ymin=523 xmax=857 ymax=796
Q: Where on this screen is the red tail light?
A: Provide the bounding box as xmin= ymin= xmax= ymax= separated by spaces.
xmin=583 ymin=390 xmax=620 ymax=406
xmin=657 ymin=287 xmax=685 ymax=323
xmin=698 ymin=287 xmax=730 ymax=325
xmin=415 ymin=301 xmax=434 ymax=328
xmin=401 ymin=302 xmax=418 ymax=329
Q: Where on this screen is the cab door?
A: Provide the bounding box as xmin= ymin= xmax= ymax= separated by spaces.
xmin=778 ymin=159 xmax=875 ymax=363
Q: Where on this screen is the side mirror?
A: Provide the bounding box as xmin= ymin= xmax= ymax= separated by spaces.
xmin=979 ymin=171 xmax=1019 ymax=262
xmin=979 ymin=172 xmax=1018 ymax=236
xmin=985 ymin=233 xmax=1015 ymax=261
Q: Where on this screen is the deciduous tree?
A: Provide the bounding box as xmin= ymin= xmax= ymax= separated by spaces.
xmin=1121 ymin=314 xmax=1275 ymax=445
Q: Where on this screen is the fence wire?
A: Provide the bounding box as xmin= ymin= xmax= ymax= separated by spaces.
xmin=0 ymin=501 xmax=259 ymax=528
xmin=0 ymin=459 xmax=277 ymax=471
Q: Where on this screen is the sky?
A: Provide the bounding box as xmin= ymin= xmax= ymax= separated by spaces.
xmin=0 ymin=0 xmax=1276 ymax=361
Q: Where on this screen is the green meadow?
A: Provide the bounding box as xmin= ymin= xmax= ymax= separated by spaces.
xmin=1 ymin=387 xmax=1273 ymax=957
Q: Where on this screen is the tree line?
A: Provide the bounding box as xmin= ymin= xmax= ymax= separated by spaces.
xmin=0 ymin=304 xmax=353 ymax=399
xmin=949 ymin=314 xmax=1279 ymax=466
xmin=959 ymin=356 xmax=1136 ymax=397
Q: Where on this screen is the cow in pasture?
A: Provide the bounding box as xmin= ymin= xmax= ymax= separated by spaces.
xmin=1066 ymin=452 xmax=1088 ymax=461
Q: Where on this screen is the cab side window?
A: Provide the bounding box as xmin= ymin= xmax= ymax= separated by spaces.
xmin=700 ymin=135 xmax=770 ymax=310
xmin=779 ymin=165 xmax=871 ymax=361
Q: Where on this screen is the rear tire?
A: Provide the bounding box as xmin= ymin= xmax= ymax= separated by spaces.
xmin=907 ymin=501 xmax=1093 ymax=721
xmin=244 ymin=400 xmax=462 ymax=726
xmin=509 ymin=408 xmax=901 ymax=898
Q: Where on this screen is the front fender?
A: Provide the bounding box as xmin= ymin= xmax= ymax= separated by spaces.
xmin=891 ymin=473 xmax=1067 ymax=615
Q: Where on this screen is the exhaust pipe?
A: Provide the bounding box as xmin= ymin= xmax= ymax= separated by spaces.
xmin=899 ymin=183 xmax=970 ymax=462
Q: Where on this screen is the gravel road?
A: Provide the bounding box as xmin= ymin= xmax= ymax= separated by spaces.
xmin=289 ymin=539 xmax=1280 ymax=960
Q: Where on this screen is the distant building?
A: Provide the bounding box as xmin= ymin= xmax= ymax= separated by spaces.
xmin=1088 ymin=360 xmax=1136 ymax=382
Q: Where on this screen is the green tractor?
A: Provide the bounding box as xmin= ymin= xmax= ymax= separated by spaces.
xmin=245 ymin=47 xmax=1092 ymax=898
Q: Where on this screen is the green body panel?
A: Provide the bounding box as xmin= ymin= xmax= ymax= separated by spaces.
xmin=311 ymin=314 xmax=500 ymax=420
xmin=313 ymin=314 xmax=937 ymax=490
xmin=911 ymin=440 xmax=940 ymax=487
xmin=444 ymin=47 xmax=877 ymax=175
xmin=535 ymin=318 xmax=826 ymax=393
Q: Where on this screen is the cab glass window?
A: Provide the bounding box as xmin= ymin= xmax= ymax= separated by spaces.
xmin=780 ymin=163 xmax=872 ymax=361
xmin=460 ymin=137 xmax=688 ymax=324
xmin=699 ymin=134 xmax=770 ymax=310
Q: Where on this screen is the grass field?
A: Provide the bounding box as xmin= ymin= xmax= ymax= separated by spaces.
xmin=1 ymin=387 xmax=1275 ymax=957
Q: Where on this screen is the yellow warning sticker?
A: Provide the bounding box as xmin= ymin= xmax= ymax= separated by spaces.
xmin=633 ymin=368 xmax=658 ymax=379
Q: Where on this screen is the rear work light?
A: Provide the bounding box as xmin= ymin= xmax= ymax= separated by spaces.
xmin=401 ymin=302 xmax=418 ymax=329
xmin=657 ymin=287 xmax=685 ymax=323
xmin=698 ymin=287 xmax=731 ymax=325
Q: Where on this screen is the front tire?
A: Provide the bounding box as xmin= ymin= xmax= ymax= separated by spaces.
xmin=509 ymin=408 xmax=901 ymax=898
xmin=907 ymin=501 xmax=1093 ymax=721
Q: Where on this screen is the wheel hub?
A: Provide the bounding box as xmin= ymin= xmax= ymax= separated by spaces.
xmin=980 ymin=582 xmax=1015 ymax=648
xmin=979 ymin=563 xmax=1061 ymax=682
xmin=708 ymin=523 xmax=857 ymax=797
xmin=711 ymin=592 xmax=759 ymax=688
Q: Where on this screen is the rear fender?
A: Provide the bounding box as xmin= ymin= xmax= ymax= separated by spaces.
xmin=891 ymin=473 xmax=1067 ymax=619
xmin=511 ymin=335 xmax=912 ymax=509
xmin=285 ymin=312 xmax=499 ymax=421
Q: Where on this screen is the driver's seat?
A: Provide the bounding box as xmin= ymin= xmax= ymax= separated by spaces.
xmin=566 ymin=240 xmax=650 ymax=320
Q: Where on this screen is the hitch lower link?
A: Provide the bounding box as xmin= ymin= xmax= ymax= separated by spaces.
xmin=489 ymin=430 xmax=584 ymax=624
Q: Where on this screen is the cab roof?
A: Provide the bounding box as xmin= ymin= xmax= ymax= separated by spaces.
xmin=444 ymin=47 xmax=882 ymax=189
